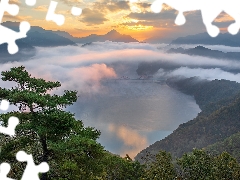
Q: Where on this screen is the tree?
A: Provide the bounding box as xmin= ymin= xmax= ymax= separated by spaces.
xmin=141 ymin=150 xmax=177 ymax=180
xmin=212 ymin=151 xmax=240 ymax=179
xmin=177 ymin=149 xmax=214 ymax=180
xmin=0 ymin=66 xmax=103 ymax=179
xmin=177 ymin=148 xmax=240 ymax=180
xmin=101 ymin=153 xmax=144 ymax=180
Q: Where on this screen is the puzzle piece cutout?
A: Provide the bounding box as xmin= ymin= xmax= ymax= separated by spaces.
xmin=46 ymin=0 xmax=82 ymax=26
xmin=0 ymin=21 xmax=30 ymax=54
xmin=0 ymin=116 xmax=19 ymax=136
xmin=16 ymin=151 xmax=49 ymax=180
xmin=150 ymin=0 xmax=240 ymax=37
xmin=0 ymin=100 xmax=9 ymax=111
xmin=0 ymin=100 xmax=19 ymax=136
xmin=71 ymin=6 xmax=82 ymax=16
xmin=0 ymin=163 xmax=15 ymax=180
xmin=0 ymin=0 xmax=31 ymax=54
xmin=25 ymin=0 xmax=37 ymax=6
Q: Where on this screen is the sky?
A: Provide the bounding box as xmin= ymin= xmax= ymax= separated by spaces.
xmin=4 ymin=0 xmax=236 ymax=41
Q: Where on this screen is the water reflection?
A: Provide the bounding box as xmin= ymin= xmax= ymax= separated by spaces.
xmin=69 ymin=81 xmax=201 ymax=158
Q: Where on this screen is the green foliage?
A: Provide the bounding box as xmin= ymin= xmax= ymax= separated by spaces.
xmin=140 ymin=149 xmax=240 ymax=180
xmin=101 ymin=153 xmax=144 ymax=180
xmin=142 ymin=151 xmax=176 ymax=180
xmin=0 ymin=66 xmax=104 ymax=179
xmin=2 ymin=67 xmax=240 ymax=180
xmin=177 ymin=149 xmax=240 ymax=180
xmin=0 ymin=66 xmax=145 ymax=180
xmin=177 ymin=149 xmax=214 ymax=180
xmin=136 ymin=78 xmax=240 ymax=162
xmin=205 ymin=132 xmax=240 ymax=162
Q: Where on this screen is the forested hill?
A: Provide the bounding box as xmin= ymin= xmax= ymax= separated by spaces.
xmin=205 ymin=131 xmax=240 ymax=162
xmin=135 ymin=78 xmax=240 ymax=163
xmin=166 ymin=77 xmax=240 ymax=115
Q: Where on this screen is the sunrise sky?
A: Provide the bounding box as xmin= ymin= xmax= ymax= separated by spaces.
xmin=5 ymin=0 xmax=236 ymax=41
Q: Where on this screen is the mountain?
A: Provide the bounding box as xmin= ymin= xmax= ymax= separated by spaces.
xmin=2 ymin=22 xmax=76 ymax=47
xmin=2 ymin=22 xmax=138 ymax=47
xmin=67 ymin=29 xmax=139 ymax=43
xmin=0 ymin=22 xmax=138 ymax=63
xmin=144 ymin=36 xmax=175 ymax=44
xmin=167 ymin=45 xmax=240 ymax=61
xmin=0 ymin=22 xmax=77 ymax=63
xmin=0 ymin=40 xmax=36 ymax=63
xmin=205 ymin=131 xmax=240 ymax=162
xmin=135 ymin=77 xmax=240 ymax=163
xmin=171 ymin=32 xmax=240 ymax=47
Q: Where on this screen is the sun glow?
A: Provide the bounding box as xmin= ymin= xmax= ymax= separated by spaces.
xmin=126 ymin=25 xmax=153 ymax=31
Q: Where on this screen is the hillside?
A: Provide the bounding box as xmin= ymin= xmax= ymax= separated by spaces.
xmin=171 ymin=32 xmax=240 ymax=47
xmin=205 ymin=132 xmax=240 ymax=162
xmin=135 ymin=78 xmax=240 ymax=163
xmin=0 ymin=40 xmax=36 ymax=63
xmin=167 ymin=46 xmax=240 ymax=61
xmin=0 ymin=22 xmax=77 ymax=63
xmin=2 ymin=21 xmax=76 ymax=47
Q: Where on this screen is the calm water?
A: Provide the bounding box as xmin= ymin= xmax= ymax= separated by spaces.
xmin=69 ymin=80 xmax=201 ymax=158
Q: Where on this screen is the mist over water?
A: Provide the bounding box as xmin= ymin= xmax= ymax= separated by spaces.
xmin=2 ymin=42 xmax=240 ymax=158
xmin=69 ymin=81 xmax=201 ymax=158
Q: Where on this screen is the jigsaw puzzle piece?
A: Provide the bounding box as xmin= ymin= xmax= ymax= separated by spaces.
xmin=175 ymin=12 xmax=186 ymax=25
xmin=71 ymin=7 xmax=82 ymax=16
xmin=0 ymin=116 xmax=19 ymax=136
xmin=0 ymin=21 xmax=30 ymax=54
xmin=46 ymin=1 xmax=65 ymax=26
xmin=224 ymin=7 xmax=240 ymax=35
xmin=25 ymin=0 xmax=36 ymax=6
xmin=0 ymin=100 xmax=9 ymax=111
xmin=228 ymin=23 xmax=239 ymax=35
xmin=0 ymin=0 xmax=19 ymax=22
xmin=151 ymin=0 xmax=163 ymax=13
xmin=201 ymin=7 xmax=221 ymax=37
xmin=16 ymin=151 xmax=49 ymax=180
xmin=0 ymin=163 xmax=15 ymax=180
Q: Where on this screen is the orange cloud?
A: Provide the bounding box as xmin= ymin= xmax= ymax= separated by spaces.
xmin=214 ymin=12 xmax=235 ymax=22
xmin=66 ymin=63 xmax=117 ymax=94
xmin=109 ymin=123 xmax=148 ymax=159
xmin=34 ymin=5 xmax=48 ymax=12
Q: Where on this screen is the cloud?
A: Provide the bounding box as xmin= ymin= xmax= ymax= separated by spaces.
xmin=65 ymin=64 xmax=117 ymax=93
xmin=3 ymin=15 xmax=32 ymax=22
xmin=9 ymin=0 xmax=21 ymax=6
xmin=94 ymin=0 xmax=130 ymax=12
xmin=80 ymin=8 xmax=108 ymax=25
xmin=108 ymin=123 xmax=148 ymax=158
xmin=1 ymin=42 xmax=240 ymax=157
xmin=166 ymin=67 xmax=240 ymax=83
xmin=2 ymin=42 xmax=240 ymax=83
xmin=34 ymin=5 xmax=48 ymax=12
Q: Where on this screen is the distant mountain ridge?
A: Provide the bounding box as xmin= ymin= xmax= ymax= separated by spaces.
xmin=171 ymin=32 xmax=240 ymax=47
xmin=0 ymin=22 xmax=77 ymax=63
xmin=55 ymin=29 xmax=139 ymax=43
xmin=2 ymin=21 xmax=76 ymax=47
xmin=167 ymin=45 xmax=240 ymax=60
xmin=0 ymin=22 xmax=138 ymax=62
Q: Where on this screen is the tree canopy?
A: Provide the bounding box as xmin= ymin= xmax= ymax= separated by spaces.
xmin=0 ymin=66 xmax=103 ymax=179
xmin=0 ymin=66 xmax=240 ymax=180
